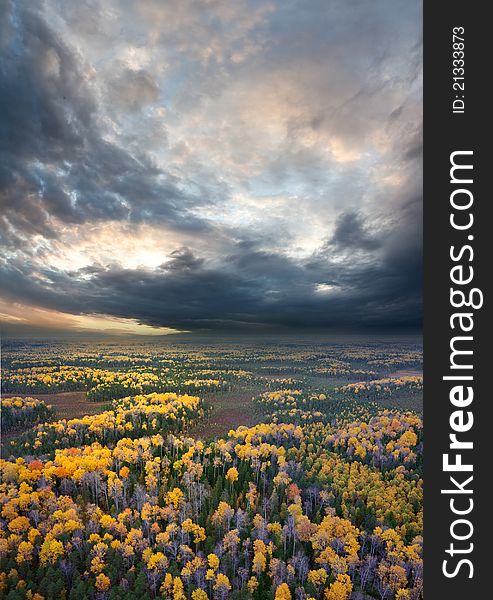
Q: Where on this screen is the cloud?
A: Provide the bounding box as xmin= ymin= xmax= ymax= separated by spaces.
xmin=329 ymin=212 xmax=382 ymax=252
xmin=0 ymin=0 xmax=422 ymax=334
xmin=0 ymin=2 xmax=212 ymax=253
xmin=108 ymin=69 xmax=160 ymax=111
xmin=0 ymin=233 xmax=421 ymax=332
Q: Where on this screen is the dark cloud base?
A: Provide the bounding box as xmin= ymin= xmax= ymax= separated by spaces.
xmin=1 ymin=236 xmax=421 ymax=333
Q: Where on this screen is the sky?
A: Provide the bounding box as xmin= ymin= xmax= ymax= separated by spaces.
xmin=0 ymin=0 xmax=422 ymax=336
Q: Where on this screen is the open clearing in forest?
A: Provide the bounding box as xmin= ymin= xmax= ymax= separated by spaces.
xmin=186 ymin=388 xmax=260 ymax=441
xmin=1 ymin=388 xmax=261 ymax=449
xmin=1 ymin=392 xmax=107 ymax=451
xmin=388 ymin=369 xmax=422 ymax=378
xmin=2 ymin=391 xmax=106 ymax=420
xmin=380 ymin=392 xmax=423 ymax=414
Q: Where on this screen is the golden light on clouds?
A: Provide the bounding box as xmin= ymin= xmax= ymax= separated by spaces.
xmin=0 ymin=300 xmax=182 ymax=336
xmin=46 ymin=222 xmax=184 ymax=272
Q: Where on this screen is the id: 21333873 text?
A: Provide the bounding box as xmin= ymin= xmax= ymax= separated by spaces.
xmin=452 ymin=26 xmax=465 ymax=114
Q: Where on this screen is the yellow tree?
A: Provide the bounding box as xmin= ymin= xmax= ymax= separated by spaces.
xmin=247 ymin=576 xmax=258 ymax=594
xmin=16 ymin=542 xmax=34 ymax=565
xmin=253 ymin=551 xmax=267 ymax=577
xmin=39 ymin=535 xmax=64 ymax=566
xmin=226 ymin=467 xmax=239 ymax=485
xmin=214 ymin=573 xmax=232 ymax=600
xmin=173 ymin=576 xmax=186 ymax=600
xmin=324 ymin=574 xmax=353 ymax=600
xmin=308 ymin=568 xmax=328 ymax=594
xmin=377 ymin=564 xmax=408 ymax=598
xmin=95 ymin=573 xmax=111 ymax=593
xmin=275 ymin=582 xmax=292 ymax=600
xmin=208 ymin=553 xmax=220 ymax=572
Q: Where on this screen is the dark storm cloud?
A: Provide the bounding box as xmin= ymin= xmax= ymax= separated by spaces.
xmin=328 ymin=212 xmax=381 ymax=252
xmin=0 ymin=1 xmax=210 ymax=254
xmin=0 ymin=0 xmax=422 ymax=333
xmin=0 ymin=233 xmax=421 ymax=331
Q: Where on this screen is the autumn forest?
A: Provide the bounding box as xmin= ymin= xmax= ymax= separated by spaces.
xmin=0 ymin=339 xmax=423 ymax=600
